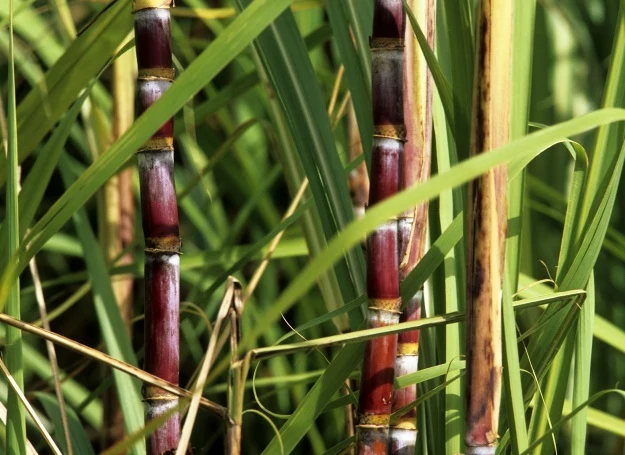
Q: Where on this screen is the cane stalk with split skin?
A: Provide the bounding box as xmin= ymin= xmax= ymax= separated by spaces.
xmin=132 ymin=0 xmax=181 ymax=451
xmin=464 ymin=1 xmax=512 ymax=454
xmin=390 ymin=0 xmax=435 ymax=452
xmin=355 ymin=1 xmax=405 ymax=453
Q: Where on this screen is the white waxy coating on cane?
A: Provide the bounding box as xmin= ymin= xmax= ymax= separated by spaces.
xmin=390 ymin=427 xmax=418 ymax=451
xmin=134 ymin=8 xmax=170 ymax=29
xmin=395 ymin=353 xmax=419 ymax=375
xmin=373 ymin=136 xmax=403 ymax=151
xmin=367 ymin=308 xmax=400 ymax=326
xmin=465 ymin=446 xmax=497 ymax=455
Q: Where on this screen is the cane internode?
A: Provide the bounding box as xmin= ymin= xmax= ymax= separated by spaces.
xmin=356 ymin=1 xmax=406 ymax=453
xmin=133 ymin=0 xmax=181 ymax=452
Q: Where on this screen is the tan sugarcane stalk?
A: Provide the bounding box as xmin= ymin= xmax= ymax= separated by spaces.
xmin=103 ymin=44 xmax=136 ymax=450
xmin=464 ymin=1 xmax=512 ymax=454
xmin=356 ymin=1 xmax=405 ymax=453
xmin=111 ymin=47 xmax=136 ymax=329
xmin=390 ymin=0 xmax=435 ymax=453
xmin=132 ymin=0 xmax=181 ymax=451
xmin=348 ymin=103 xmax=369 ymax=219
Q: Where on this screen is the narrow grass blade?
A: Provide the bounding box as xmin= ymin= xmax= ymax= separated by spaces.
xmin=583 ymin=3 xmax=625 ymax=203
xmin=571 ymin=273 xmax=594 ymax=453
xmin=4 ymin=0 xmax=26 ymax=451
xmin=36 ymin=393 xmax=95 ymax=455
xmin=3 ymin=0 xmax=133 ymax=180
xmin=439 ymin=0 xmax=473 ymax=158
xmin=60 ymin=159 xmax=145 ymax=455
xmin=341 ymin=0 xmax=372 ymax=86
xmin=325 ymin=2 xmax=372 ymax=161
xmin=0 ymin=359 xmax=61 ymax=454
xmin=28 ymin=259 xmax=72 ymax=455
xmin=236 ymin=0 xmax=366 ymax=311
xmin=432 ymin=46 xmax=465 ymax=455
xmin=502 ymin=271 xmax=529 ymax=454
xmin=241 ymin=109 xmax=625 ymax=351
xmin=0 ymin=84 xmax=91 ymax=266
xmin=6 ymin=0 xmax=301 ymax=291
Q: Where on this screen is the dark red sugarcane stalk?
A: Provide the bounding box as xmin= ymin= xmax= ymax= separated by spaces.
xmin=356 ymin=1 xmax=405 ymax=453
xmin=464 ymin=1 xmax=511 ymax=454
xmin=390 ymin=0 xmax=435 ymax=452
xmin=133 ymin=1 xmax=181 ymax=452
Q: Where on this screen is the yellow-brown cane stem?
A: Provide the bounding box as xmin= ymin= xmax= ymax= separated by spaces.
xmin=348 ymin=104 xmax=369 ymax=219
xmin=390 ymin=0 xmax=435 ymax=453
xmin=464 ymin=1 xmax=512 ymax=453
xmin=103 ymin=44 xmax=136 ymax=450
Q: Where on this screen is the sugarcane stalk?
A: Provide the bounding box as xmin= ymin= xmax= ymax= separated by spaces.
xmin=111 ymin=47 xmax=136 ymax=329
xmin=132 ymin=1 xmax=181 ymax=452
xmin=390 ymin=0 xmax=435 ymax=452
xmin=464 ymin=1 xmax=512 ymax=454
xmin=348 ymin=103 xmax=369 ymax=220
xmin=103 ymin=44 xmax=136 ymax=450
xmin=356 ymin=1 xmax=405 ymax=453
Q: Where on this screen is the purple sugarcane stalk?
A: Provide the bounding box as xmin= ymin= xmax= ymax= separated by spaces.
xmin=133 ymin=1 xmax=181 ymax=452
xmin=356 ymin=1 xmax=406 ymax=453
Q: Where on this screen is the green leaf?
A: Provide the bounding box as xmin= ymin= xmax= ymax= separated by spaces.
xmin=4 ymin=0 xmax=299 ymax=284
xmin=60 ymin=157 xmax=144 ymax=455
xmin=0 ymin=0 xmax=133 ymax=182
xmin=248 ymin=109 xmax=625 ymax=347
xmin=437 ymin=0 xmax=473 ymax=157
xmin=236 ymin=0 xmax=366 ymax=320
xmin=571 ymin=273 xmax=594 ymax=453
xmin=258 ymin=108 xmax=625 ymax=453
xmin=325 ymin=1 xmax=372 ymax=162
xmin=4 ymin=0 xmax=26 ymax=451
xmin=0 ymin=84 xmax=90 ymax=266
xmin=502 ymin=271 xmax=529 ymax=454
xmin=522 ymin=390 xmax=625 ymax=454
xmin=36 ymin=393 xmax=96 ymax=455
xmin=583 ymin=3 xmax=625 ymax=202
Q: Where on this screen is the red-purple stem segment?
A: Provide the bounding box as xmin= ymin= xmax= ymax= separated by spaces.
xmin=356 ymin=1 xmax=405 ymax=453
xmin=133 ymin=0 xmax=181 ymax=452
xmin=390 ymin=0 xmax=435 ymax=453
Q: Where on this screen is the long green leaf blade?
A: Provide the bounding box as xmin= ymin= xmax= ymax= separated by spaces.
xmin=60 ymin=158 xmax=144 ymax=454
xmin=236 ymin=0 xmax=366 ymax=315
xmin=8 ymin=0 xmax=299 ymax=281
xmin=5 ymin=0 xmax=26 ymax=451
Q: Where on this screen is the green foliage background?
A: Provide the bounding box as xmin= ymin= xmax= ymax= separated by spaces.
xmin=1 ymin=0 xmax=625 ymax=453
